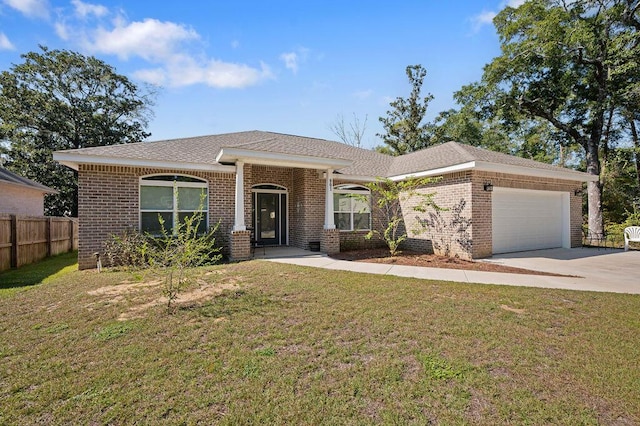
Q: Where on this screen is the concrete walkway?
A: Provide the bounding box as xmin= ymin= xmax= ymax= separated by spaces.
xmin=256 ymin=246 xmax=640 ymax=294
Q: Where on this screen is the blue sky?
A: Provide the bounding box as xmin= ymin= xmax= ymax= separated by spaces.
xmin=0 ymin=0 xmax=524 ymax=149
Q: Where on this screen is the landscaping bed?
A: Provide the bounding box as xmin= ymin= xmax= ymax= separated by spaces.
xmin=331 ymin=248 xmax=570 ymax=276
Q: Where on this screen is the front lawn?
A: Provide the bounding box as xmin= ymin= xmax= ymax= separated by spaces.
xmin=1 ymin=260 xmax=638 ymax=424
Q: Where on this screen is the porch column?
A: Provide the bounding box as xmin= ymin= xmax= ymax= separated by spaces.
xmin=324 ymin=168 xmax=335 ymax=229
xmin=233 ymin=161 xmax=246 ymax=231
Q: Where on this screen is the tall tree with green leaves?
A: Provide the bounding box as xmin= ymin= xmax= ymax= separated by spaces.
xmin=470 ymin=0 xmax=640 ymax=236
xmin=0 ymin=46 xmax=155 ymax=216
xmin=377 ymin=64 xmax=434 ymax=155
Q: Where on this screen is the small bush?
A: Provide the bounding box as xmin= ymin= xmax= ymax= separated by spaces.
xmin=102 ymin=192 xmax=223 ymax=313
xmin=103 ymin=230 xmax=150 ymax=269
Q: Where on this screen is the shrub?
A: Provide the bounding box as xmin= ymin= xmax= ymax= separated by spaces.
xmin=103 ymin=230 xmax=150 ymax=269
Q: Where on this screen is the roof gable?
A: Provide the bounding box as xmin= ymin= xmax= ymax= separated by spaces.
xmin=0 ymin=167 xmax=57 ymax=194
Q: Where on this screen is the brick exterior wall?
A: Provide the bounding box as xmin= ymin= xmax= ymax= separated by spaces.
xmin=0 ymin=183 xmax=46 ymax=216
xmin=77 ymin=164 xmax=335 ymax=269
xmin=291 ymin=169 xmax=325 ymax=250
xmin=230 ymin=230 xmax=251 ymax=261
xmin=77 ymin=165 xmax=235 ymax=269
xmin=77 ymin=162 xmax=585 ymax=269
xmin=399 ymin=171 xmax=584 ymax=260
xmin=401 ymin=172 xmax=473 ymax=258
xmin=321 ymin=228 xmax=340 ymax=254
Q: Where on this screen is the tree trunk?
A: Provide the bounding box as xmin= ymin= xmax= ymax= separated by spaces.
xmin=630 ymin=119 xmax=640 ymax=191
xmin=585 ymin=137 xmax=603 ymax=236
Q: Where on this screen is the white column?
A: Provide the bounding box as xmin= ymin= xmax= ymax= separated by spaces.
xmin=233 ymin=161 xmax=246 ymax=231
xmin=324 ymin=168 xmax=335 ymax=229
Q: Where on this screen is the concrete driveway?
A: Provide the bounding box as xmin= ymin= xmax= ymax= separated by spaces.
xmin=480 ymin=247 xmax=640 ymax=294
xmin=260 ymin=246 xmax=640 ymax=294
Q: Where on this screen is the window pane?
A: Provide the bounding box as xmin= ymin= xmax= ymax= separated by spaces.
xmin=334 ymin=193 xmax=352 ymax=212
xmin=141 ymin=212 xmax=173 ymax=234
xmin=353 ymin=213 xmax=370 ymax=230
xmin=178 ymin=212 xmax=207 ymax=234
xmin=178 ymin=187 xmax=207 ymax=211
xmin=335 ymin=213 xmax=351 ymax=230
xmin=353 ymin=196 xmax=370 ymax=213
xmin=141 ymin=186 xmax=173 ymax=210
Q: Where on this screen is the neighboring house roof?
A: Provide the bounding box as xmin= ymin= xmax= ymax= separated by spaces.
xmin=0 ymin=167 xmax=58 ymax=194
xmin=53 ymin=130 xmax=597 ymax=183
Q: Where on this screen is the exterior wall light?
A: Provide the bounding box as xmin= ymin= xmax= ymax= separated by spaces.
xmin=483 ymin=182 xmax=494 ymax=192
xmin=574 ymin=188 xmax=583 ymax=196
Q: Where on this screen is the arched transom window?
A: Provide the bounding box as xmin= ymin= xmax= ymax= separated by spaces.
xmin=139 ymin=175 xmax=208 ymax=234
xmin=333 ymin=184 xmax=371 ymax=231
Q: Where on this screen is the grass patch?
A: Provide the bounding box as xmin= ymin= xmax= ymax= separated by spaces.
xmin=94 ymin=322 xmax=134 ymax=341
xmin=0 ymin=251 xmax=77 ymax=296
xmin=0 ymin=260 xmax=638 ymax=424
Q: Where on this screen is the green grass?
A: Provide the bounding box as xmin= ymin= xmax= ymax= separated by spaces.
xmin=0 ymin=251 xmax=78 ymax=296
xmin=1 ymin=260 xmax=639 ymax=424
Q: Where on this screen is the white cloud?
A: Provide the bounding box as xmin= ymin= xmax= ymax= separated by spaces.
xmin=131 ymin=68 xmax=166 ymax=86
xmin=65 ymin=12 xmax=272 ymax=89
xmin=134 ymin=55 xmax=273 ymax=88
xmin=71 ymin=0 xmax=107 ymax=18
xmin=504 ymin=0 xmax=527 ymax=7
xmin=280 ymin=47 xmax=310 ymax=74
xmin=280 ymin=52 xmax=298 ymax=74
xmin=85 ymin=18 xmax=199 ymax=61
xmin=0 ymin=32 xmax=15 ymax=50
xmin=45 ymin=2 xmax=272 ymax=89
xmin=471 ymin=0 xmax=526 ymax=30
xmin=2 ymin=0 xmax=49 ymax=19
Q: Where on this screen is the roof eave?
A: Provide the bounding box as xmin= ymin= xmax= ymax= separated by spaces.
xmin=52 ymin=152 xmax=236 ymax=173
xmin=216 ymin=147 xmax=353 ymax=170
xmin=474 ymin=161 xmax=598 ymax=182
xmin=387 ymin=162 xmax=476 ymax=181
xmin=387 ymin=160 xmax=596 ymax=183
xmin=0 ymin=179 xmax=58 ymax=194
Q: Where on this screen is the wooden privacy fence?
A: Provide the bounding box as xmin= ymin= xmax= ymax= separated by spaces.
xmin=0 ymin=215 xmax=78 ymax=272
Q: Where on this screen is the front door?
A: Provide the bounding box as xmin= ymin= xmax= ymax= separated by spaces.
xmin=256 ymin=192 xmax=279 ymax=245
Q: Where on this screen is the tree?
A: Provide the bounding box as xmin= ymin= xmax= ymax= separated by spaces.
xmin=377 ymin=65 xmax=434 ymax=155
xmin=363 ymin=177 xmax=440 ymax=256
xmin=0 ymin=46 xmax=155 ymax=216
xmin=472 ymin=0 xmax=640 ymax=236
xmin=328 ymin=113 xmax=368 ymax=147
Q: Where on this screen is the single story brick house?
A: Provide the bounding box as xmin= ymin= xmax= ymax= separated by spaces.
xmin=53 ymin=131 xmax=596 ymax=270
xmin=0 ymin=167 xmax=57 ymax=216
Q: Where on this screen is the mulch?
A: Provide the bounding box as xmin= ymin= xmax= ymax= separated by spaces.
xmin=330 ymin=248 xmax=573 ymax=277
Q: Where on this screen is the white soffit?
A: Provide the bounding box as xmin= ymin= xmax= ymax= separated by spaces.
xmin=52 ymin=152 xmax=236 ymax=173
xmin=388 ymin=162 xmax=476 ymax=181
xmin=475 ymin=161 xmax=598 ymax=182
xmin=216 ymin=148 xmax=353 ymax=170
xmin=388 ymin=161 xmax=597 ymax=183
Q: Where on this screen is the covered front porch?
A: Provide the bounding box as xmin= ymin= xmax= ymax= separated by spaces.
xmin=221 ymin=154 xmax=349 ymax=261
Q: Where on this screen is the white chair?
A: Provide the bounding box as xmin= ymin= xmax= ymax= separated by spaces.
xmin=624 ymin=226 xmax=640 ymax=251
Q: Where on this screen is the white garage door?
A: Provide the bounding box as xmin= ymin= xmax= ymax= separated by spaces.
xmin=492 ymin=188 xmax=568 ymax=254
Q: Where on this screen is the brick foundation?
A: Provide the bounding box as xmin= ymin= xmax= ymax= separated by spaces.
xmin=321 ymin=228 xmax=340 ymax=254
xmin=230 ymin=230 xmax=251 ymax=261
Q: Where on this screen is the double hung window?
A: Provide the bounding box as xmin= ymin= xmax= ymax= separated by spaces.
xmin=333 ymin=184 xmax=371 ymax=231
xmin=139 ymin=175 xmax=208 ymax=234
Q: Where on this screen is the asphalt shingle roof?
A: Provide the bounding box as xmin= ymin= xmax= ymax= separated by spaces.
xmin=386 ymin=141 xmax=588 ymax=178
xmin=56 ymin=131 xmax=590 ymax=180
xmin=0 ymin=167 xmax=57 ymax=193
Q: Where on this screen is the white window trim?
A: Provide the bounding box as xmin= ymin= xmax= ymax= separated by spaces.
xmin=139 ymin=175 xmax=209 ymax=235
xmin=333 ymin=185 xmax=371 ymax=232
